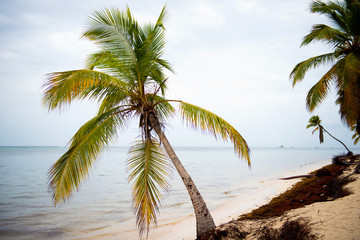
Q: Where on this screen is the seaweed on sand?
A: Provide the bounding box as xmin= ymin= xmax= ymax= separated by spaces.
xmin=239 ymin=164 xmax=349 ymax=220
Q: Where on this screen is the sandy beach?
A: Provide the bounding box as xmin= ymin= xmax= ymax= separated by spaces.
xmin=267 ymin=166 xmax=360 ymax=240
xmin=233 ymin=165 xmax=360 ymax=240
xmin=146 ymin=181 xmax=301 ymax=240
xmin=148 ymin=163 xmax=360 ymax=240
xmin=147 ymin=160 xmax=336 ymax=240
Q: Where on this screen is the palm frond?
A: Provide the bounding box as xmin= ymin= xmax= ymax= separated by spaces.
xmin=96 ymin=87 xmax=130 ymax=114
xmin=153 ymin=96 xmax=175 ymax=122
xmin=179 ymin=102 xmax=250 ymax=165
xmin=311 ymin=126 xmax=320 ymax=134
xmin=155 ymin=58 xmax=174 ymax=74
xmin=85 ymin=50 xmax=137 ymax=83
xmin=133 ymin=9 xmax=173 ymax=92
xmin=336 ymin=87 xmax=360 ymax=127
xmin=348 ymin=0 xmax=360 ymax=35
xmin=310 ymin=0 xmax=349 ymax=32
xmin=351 ymin=125 xmax=360 ymax=144
xmin=48 ymin=108 xmax=126 ymax=204
xmin=301 ymin=24 xmax=348 ymax=47
xmin=334 ymin=53 xmax=360 ymax=126
xmin=305 ymin=62 xmax=339 ymax=111
xmin=126 ymin=139 xmax=172 ymax=237
xmin=83 ymin=7 xmax=136 ymax=55
xmin=290 ymin=53 xmax=336 ymax=86
xmin=310 ymin=0 xmax=342 ymax=15
xmin=42 ymin=70 xmax=130 ymax=111
xmin=83 ymin=7 xmax=140 ymax=85
xmin=353 ymin=134 xmax=360 ymax=144
xmin=155 ymin=5 xmax=167 ymax=28
xmin=340 ymin=52 xmax=360 ymax=88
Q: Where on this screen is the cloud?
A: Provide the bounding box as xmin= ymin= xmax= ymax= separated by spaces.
xmin=22 ymin=12 xmax=50 ymax=26
xmin=233 ymin=0 xmax=268 ymax=16
xmin=48 ymin=30 xmax=97 ymax=56
xmin=233 ymin=0 xmax=308 ymax=21
xmin=0 ymin=0 xmax=355 ymax=148
xmin=189 ymin=1 xmax=225 ymax=28
xmin=166 ymin=0 xmax=225 ymax=47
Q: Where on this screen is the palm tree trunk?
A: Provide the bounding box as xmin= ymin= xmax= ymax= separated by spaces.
xmin=149 ymin=113 xmax=216 ymax=238
xmin=322 ymin=127 xmax=352 ymax=154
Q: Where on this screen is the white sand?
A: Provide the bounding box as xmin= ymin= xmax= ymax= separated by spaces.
xmin=147 ymin=160 xmax=332 ymax=240
xmin=240 ymin=165 xmax=360 ymax=240
xmin=275 ymin=167 xmax=360 ymax=240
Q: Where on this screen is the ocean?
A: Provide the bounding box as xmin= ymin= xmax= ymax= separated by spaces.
xmin=0 ymin=146 xmax=348 ymax=239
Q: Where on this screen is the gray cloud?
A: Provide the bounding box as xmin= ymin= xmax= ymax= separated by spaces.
xmin=0 ymin=0 xmax=356 ymax=149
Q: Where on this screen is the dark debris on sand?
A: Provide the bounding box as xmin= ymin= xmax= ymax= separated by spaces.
xmin=255 ymin=217 xmax=317 ymax=240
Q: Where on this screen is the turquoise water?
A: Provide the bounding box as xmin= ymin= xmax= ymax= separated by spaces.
xmin=0 ymin=147 xmax=347 ymax=239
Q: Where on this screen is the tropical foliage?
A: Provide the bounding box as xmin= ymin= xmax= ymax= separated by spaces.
xmin=290 ymin=0 xmax=360 ymax=137
xmin=127 ymin=140 xmax=172 ymax=236
xmin=43 ymin=6 xmax=250 ymax=238
xmin=306 ymin=115 xmax=352 ymax=153
xmin=351 ymin=125 xmax=360 ymax=144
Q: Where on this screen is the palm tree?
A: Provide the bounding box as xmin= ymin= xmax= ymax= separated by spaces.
xmin=42 ymin=6 xmax=250 ymax=238
xmin=290 ymin=0 xmax=360 ymax=136
xmin=307 ymin=115 xmax=352 ymax=154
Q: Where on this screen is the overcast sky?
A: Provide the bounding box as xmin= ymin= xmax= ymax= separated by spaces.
xmin=0 ymin=0 xmax=357 ymax=149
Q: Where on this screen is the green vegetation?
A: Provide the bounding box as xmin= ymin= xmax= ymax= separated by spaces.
xmin=351 ymin=125 xmax=360 ymax=144
xmin=290 ymin=0 xmax=360 ymax=138
xmin=307 ymin=115 xmax=352 ymax=154
xmin=42 ymin=6 xmax=250 ymax=238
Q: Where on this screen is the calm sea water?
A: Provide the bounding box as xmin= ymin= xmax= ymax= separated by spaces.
xmin=0 ymin=147 xmax=348 ymax=239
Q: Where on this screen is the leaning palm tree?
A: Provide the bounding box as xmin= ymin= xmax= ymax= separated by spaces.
xmin=290 ymin=0 xmax=360 ymax=135
xmin=307 ymin=115 xmax=352 ymax=154
xmin=42 ymin=6 xmax=250 ymax=238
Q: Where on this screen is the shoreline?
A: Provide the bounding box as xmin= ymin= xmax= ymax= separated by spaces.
xmin=200 ymin=162 xmax=360 ymax=240
xmin=147 ymin=159 xmax=332 ymax=240
xmin=2 ymin=147 xmax=344 ymax=240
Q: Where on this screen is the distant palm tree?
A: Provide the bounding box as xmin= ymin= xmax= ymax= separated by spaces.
xmin=307 ymin=115 xmax=352 ymax=154
xmin=42 ymin=6 xmax=250 ymax=238
xmin=290 ymin=0 xmax=360 ymax=136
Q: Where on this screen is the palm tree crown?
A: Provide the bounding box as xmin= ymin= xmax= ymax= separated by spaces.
xmin=290 ymin=0 xmax=360 ymax=135
xmin=42 ymin=6 xmax=250 ymax=238
xmin=307 ymin=115 xmax=325 ymax=143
